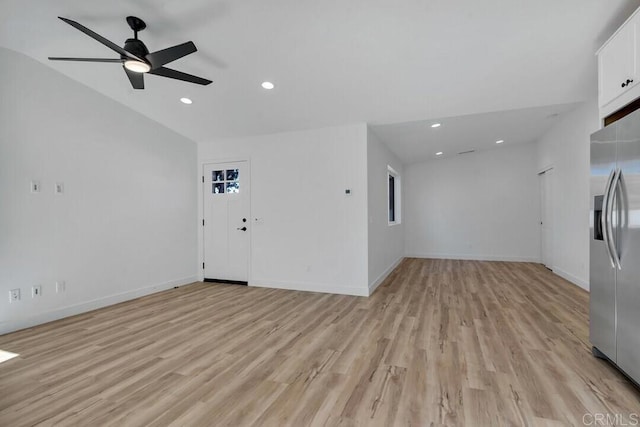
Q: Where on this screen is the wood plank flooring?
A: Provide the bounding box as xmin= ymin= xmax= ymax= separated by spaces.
xmin=0 ymin=259 xmax=639 ymax=426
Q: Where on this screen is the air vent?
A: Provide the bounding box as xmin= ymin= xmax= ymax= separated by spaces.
xmin=457 ymin=149 xmax=476 ymax=155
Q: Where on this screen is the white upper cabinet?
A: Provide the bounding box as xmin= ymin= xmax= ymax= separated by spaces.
xmin=599 ymin=24 xmax=635 ymax=107
xmin=598 ymin=10 xmax=640 ymax=118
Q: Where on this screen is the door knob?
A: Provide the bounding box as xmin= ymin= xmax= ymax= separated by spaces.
xmin=237 ymin=226 xmax=247 ymax=231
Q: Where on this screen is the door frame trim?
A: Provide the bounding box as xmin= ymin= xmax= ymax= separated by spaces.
xmin=538 ymin=165 xmax=555 ymax=269
xmin=199 ymin=158 xmax=251 ymax=284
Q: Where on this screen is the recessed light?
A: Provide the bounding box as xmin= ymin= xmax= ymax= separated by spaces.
xmin=180 ymin=97 xmax=193 ymax=105
xmin=431 ymin=123 xmax=441 ymax=128
xmin=261 ymin=81 xmax=275 ymax=90
xmin=496 ymin=139 xmax=504 ymax=144
xmin=436 ymin=152 xmax=443 ymax=156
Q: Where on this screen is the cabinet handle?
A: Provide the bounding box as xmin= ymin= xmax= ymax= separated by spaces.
xmin=622 ymin=79 xmax=634 ymax=88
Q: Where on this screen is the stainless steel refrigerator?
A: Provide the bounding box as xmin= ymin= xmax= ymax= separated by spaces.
xmin=590 ymin=109 xmax=640 ymax=386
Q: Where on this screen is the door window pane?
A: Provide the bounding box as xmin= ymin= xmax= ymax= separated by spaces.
xmin=226 ymin=169 xmax=239 ymax=181
xmin=226 ymin=182 xmax=240 ymax=193
xmin=213 ymin=170 xmax=224 ymax=181
xmin=213 ymin=183 xmax=225 ymax=194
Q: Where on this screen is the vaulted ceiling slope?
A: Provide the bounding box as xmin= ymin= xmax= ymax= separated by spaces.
xmin=1 ymin=0 xmax=639 ymax=143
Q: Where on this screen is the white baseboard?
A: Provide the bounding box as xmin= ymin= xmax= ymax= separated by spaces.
xmin=250 ymin=279 xmax=369 ymax=297
xmin=0 ymin=276 xmax=198 ymax=335
xmin=551 ymin=267 xmax=589 ymax=291
xmin=406 ymin=253 xmax=540 ymax=263
xmin=368 ymin=256 xmax=404 ymax=295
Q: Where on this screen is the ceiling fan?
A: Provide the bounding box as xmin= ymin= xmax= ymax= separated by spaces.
xmin=48 ymin=16 xmax=212 ymax=89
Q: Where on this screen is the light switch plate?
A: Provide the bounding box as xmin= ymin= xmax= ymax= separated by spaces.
xmin=9 ymin=289 xmax=20 ymax=303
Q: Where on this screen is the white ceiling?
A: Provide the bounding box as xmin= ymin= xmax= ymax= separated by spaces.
xmin=1 ymin=0 xmax=639 ymax=152
xmin=371 ymin=103 xmax=580 ymax=164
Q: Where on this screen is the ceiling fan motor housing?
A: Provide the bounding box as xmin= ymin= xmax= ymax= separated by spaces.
xmin=123 ymin=38 xmax=149 ymax=60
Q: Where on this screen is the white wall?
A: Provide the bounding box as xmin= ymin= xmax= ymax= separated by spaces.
xmin=198 ymin=124 xmax=369 ymax=296
xmin=0 ymin=48 xmax=198 ymax=334
xmin=405 ymin=143 xmax=541 ymax=261
xmin=536 ymin=100 xmax=598 ymax=290
xmin=367 ymin=129 xmax=404 ymax=293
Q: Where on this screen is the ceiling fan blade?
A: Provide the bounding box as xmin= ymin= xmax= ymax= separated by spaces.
xmin=124 ymin=67 xmax=144 ymax=89
xmin=146 ymin=41 xmax=197 ymax=69
xmin=58 ymin=17 xmax=143 ymax=62
xmin=148 ymin=66 xmax=212 ymax=85
xmin=49 ymin=57 xmax=124 ymax=63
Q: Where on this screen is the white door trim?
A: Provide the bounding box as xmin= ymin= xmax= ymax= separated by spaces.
xmin=199 ymin=158 xmax=251 ymax=284
xmin=538 ymin=166 xmax=554 ymax=269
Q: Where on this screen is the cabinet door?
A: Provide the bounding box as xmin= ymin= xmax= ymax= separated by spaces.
xmin=599 ymin=24 xmax=635 ymax=108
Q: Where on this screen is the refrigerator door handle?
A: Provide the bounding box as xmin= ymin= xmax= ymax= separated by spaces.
xmin=602 ymin=169 xmax=616 ymax=269
xmin=608 ymin=168 xmax=623 ymax=270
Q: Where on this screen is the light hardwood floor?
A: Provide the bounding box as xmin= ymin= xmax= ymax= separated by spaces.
xmin=1 ymin=259 xmax=639 ymax=426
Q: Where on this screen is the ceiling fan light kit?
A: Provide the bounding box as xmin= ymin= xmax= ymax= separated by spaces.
xmin=124 ymin=60 xmax=150 ymax=73
xmin=48 ymin=16 xmax=212 ymax=90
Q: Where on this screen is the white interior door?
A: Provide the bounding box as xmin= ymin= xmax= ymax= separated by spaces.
xmin=203 ymin=161 xmax=250 ymax=282
xmin=539 ymin=169 xmax=554 ymax=269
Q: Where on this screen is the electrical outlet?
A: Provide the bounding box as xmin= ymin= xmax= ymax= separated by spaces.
xmin=32 ymin=285 xmax=42 ymax=297
xmin=31 ymin=180 xmax=41 ymax=193
xmin=56 ymin=281 xmax=66 ymax=293
xmin=9 ymin=289 xmax=20 ymax=303
xmin=55 ymin=182 xmax=64 ymax=194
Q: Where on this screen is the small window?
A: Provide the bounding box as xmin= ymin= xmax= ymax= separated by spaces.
xmin=211 ymin=168 xmax=240 ymax=194
xmin=389 ymin=175 xmax=395 ymax=222
xmin=388 ymin=166 xmax=401 ymax=225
